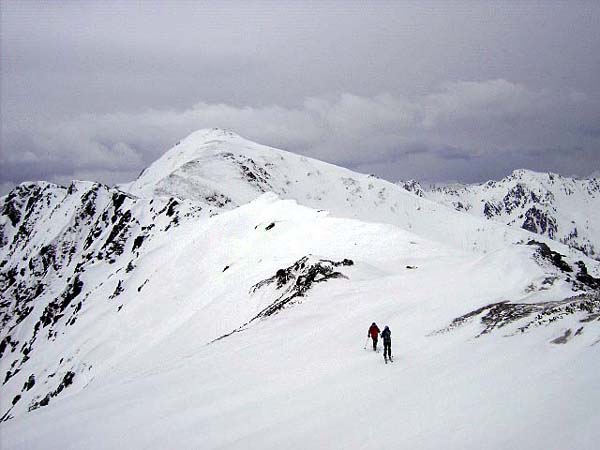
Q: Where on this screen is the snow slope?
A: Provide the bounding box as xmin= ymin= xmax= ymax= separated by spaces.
xmin=1 ymin=130 xmax=599 ymax=449
xmin=411 ymin=170 xmax=600 ymax=260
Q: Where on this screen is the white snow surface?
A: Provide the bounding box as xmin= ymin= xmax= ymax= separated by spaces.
xmin=1 ymin=130 xmax=599 ymax=449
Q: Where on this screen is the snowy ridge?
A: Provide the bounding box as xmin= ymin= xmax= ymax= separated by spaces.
xmin=1 ymin=130 xmax=599 ymax=449
xmin=124 ymin=129 xmax=588 ymax=260
xmin=411 ymin=169 xmax=600 ymax=260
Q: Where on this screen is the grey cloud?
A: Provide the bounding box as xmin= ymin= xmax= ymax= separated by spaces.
xmin=4 ymin=1 xmax=600 ymax=116
xmin=432 ymin=146 xmax=476 ymax=161
xmin=2 ymin=2 xmax=600 ymax=194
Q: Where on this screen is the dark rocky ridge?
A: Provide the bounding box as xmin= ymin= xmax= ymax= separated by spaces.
xmin=527 ymin=240 xmax=600 ymax=291
xmin=434 ymin=293 xmax=600 ymax=342
xmin=250 ymin=256 xmax=353 ymax=319
xmin=212 ymin=256 xmax=353 ymax=343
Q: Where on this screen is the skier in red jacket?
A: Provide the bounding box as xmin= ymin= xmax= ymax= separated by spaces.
xmin=368 ymin=322 xmax=380 ymax=351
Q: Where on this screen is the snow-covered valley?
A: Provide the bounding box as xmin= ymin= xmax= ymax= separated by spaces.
xmin=1 ymin=129 xmax=599 ymax=449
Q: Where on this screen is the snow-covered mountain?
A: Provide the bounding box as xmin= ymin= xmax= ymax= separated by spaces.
xmin=1 ymin=129 xmax=599 ymax=449
xmin=122 ymin=129 xmax=566 ymax=255
xmin=404 ymin=170 xmax=600 ymax=260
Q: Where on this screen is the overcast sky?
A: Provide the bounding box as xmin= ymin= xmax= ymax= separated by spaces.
xmin=1 ymin=1 xmax=600 ymax=194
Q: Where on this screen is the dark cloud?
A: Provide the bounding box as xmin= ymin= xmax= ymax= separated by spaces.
xmin=433 ymin=146 xmax=475 ymax=161
xmin=2 ymin=1 xmax=600 ymax=194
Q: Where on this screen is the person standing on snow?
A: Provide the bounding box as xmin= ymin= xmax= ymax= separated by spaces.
xmin=368 ymin=322 xmax=380 ymax=351
xmin=381 ymin=326 xmax=392 ymax=363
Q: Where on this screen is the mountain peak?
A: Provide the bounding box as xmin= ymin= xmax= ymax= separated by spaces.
xmin=507 ymin=168 xmax=552 ymax=181
xmin=123 ymin=128 xmax=291 ymax=204
xmin=184 ymin=127 xmax=242 ymax=143
xmin=505 ymin=168 xmax=577 ymax=185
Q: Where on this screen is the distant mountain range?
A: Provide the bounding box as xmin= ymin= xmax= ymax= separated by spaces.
xmin=399 ymin=169 xmax=600 ymax=260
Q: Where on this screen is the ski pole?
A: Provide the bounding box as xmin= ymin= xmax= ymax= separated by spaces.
xmin=364 ymin=336 xmax=369 ymax=349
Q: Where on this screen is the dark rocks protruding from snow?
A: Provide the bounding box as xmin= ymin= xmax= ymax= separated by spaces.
xmin=435 ymin=293 xmax=600 ymax=339
xmin=550 ymin=329 xmax=573 ymax=344
xmin=220 ymin=153 xmax=272 ymax=192
xmin=39 ymin=276 xmax=84 ymax=328
xmin=528 ymin=240 xmax=572 ymax=273
xmin=39 ymin=244 xmax=58 ymax=274
xmin=527 ymin=240 xmax=600 ymax=291
xmin=321 ymin=258 xmax=354 ymax=267
xmin=205 ymin=192 xmax=231 ymax=208
xmin=522 ymin=207 xmax=558 ymax=238
xmin=29 ymin=371 xmax=75 ymax=411
xmin=575 ymin=261 xmax=600 ymax=290
xmin=132 ymin=234 xmax=147 ymax=253
xmin=212 ymin=256 xmax=351 ymax=344
xmin=165 ymin=199 xmax=179 ymax=218
xmin=0 ymin=335 xmax=17 ymax=359
xmin=137 ymin=279 xmax=149 ymax=292
xmin=101 ymin=209 xmax=133 ymax=262
xmin=23 ymin=374 xmax=35 ymax=391
xmin=503 ymin=183 xmax=539 ymax=214
xmin=483 ymin=201 xmax=502 ymax=219
xmin=110 ymin=280 xmax=124 ymax=299
xmin=2 ymin=192 xmax=22 ymax=227
xmin=250 ymin=256 xmax=349 ymax=319
xmin=399 ymin=180 xmax=425 ymax=198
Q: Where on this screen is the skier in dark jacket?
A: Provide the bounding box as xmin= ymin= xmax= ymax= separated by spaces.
xmin=381 ymin=326 xmax=392 ymax=363
xmin=368 ymin=322 xmax=380 ymax=351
